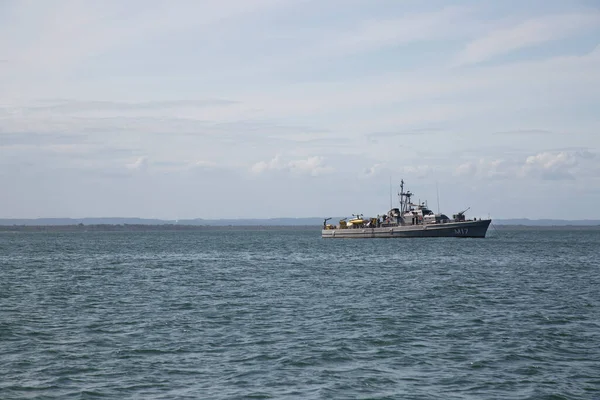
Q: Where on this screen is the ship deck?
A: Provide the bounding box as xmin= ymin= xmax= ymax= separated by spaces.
xmin=322 ymin=219 xmax=491 ymax=238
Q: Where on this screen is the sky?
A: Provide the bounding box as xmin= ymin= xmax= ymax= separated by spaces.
xmin=1 ymin=0 xmax=599 ymax=220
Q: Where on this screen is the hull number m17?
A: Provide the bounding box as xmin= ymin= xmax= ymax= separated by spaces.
xmin=454 ymin=228 xmax=469 ymax=235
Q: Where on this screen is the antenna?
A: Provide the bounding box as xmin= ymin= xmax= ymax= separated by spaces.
xmin=389 ymin=176 xmax=392 ymax=210
xmin=436 ymin=181 xmax=440 ymax=214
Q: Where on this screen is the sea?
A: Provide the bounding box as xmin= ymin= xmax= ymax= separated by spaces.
xmin=1 ymin=227 xmax=599 ymax=399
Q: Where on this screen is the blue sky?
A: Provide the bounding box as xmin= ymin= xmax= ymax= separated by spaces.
xmin=1 ymin=0 xmax=599 ymax=219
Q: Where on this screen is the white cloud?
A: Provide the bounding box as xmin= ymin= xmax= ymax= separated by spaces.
xmin=250 ymin=154 xmax=284 ymax=174
xmin=454 ymin=12 xmax=600 ymax=66
xmin=288 ymin=156 xmax=333 ymax=176
xmin=203 ymin=5 xmax=474 ymax=83
xmin=400 ymin=165 xmax=439 ymax=178
xmin=455 ymin=162 xmax=478 ymax=177
xmin=251 ymin=155 xmax=333 ymax=176
xmin=126 ymin=156 xmax=148 ymax=171
xmin=453 ymin=151 xmax=598 ymax=182
xmin=0 ymin=0 xmax=294 ymax=99
xmin=525 ymin=152 xmax=575 ymax=169
xmin=218 ymin=44 xmax=600 ymax=132
xmin=454 ymin=158 xmax=516 ymax=179
xmin=520 ymin=151 xmax=597 ymax=180
xmin=193 ymin=160 xmax=218 ymax=169
xmin=359 ymin=163 xmax=382 ymax=179
xmin=316 ymin=6 xmax=470 ymax=58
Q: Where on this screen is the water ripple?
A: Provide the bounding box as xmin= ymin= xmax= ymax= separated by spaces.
xmin=1 ymin=228 xmax=599 ymax=399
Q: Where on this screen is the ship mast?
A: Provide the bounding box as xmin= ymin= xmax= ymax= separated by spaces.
xmin=398 ymin=179 xmax=413 ymax=214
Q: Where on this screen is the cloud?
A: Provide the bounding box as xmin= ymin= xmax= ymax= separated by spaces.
xmin=366 ymin=129 xmax=442 ymax=142
xmin=360 ymin=163 xmax=382 ymax=179
xmin=455 ymin=161 xmax=478 ymax=177
xmin=0 ymin=108 xmax=327 ymax=138
xmin=222 ymin=43 xmax=600 ymax=130
xmin=25 ymin=99 xmax=238 ymax=113
xmin=492 ymin=129 xmax=556 ymax=136
xmin=0 ymin=135 xmax=141 ymax=173
xmin=454 ymin=158 xmax=515 ymax=180
xmin=251 ymin=155 xmax=284 ymax=174
xmin=0 ymin=110 xmax=340 ymax=174
xmin=0 ymin=132 xmax=90 ymax=146
xmin=454 ymin=151 xmax=598 ymax=181
xmin=146 ymin=159 xmax=221 ymax=173
xmin=400 ymin=165 xmax=439 ymax=179
xmin=192 ymin=160 xmax=218 ymax=169
xmin=520 ymin=151 xmax=597 ymax=180
xmin=126 ymin=156 xmax=148 ymax=171
xmin=316 ymin=6 xmax=470 ymax=58
xmin=288 ymin=156 xmax=333 ymax=176
xmin=0 ymin=0 xmax=291 ymax=73
xmin=210 ymin=5 xmax=473 ymax=80
xmin=454 ymin=12 xmax=600 ymax=66
xmin=251 ymin=154 xmax=333 ymax=176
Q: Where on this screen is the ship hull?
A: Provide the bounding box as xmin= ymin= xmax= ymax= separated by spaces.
xmin=321 ymin=219 xmax=491 ymax=239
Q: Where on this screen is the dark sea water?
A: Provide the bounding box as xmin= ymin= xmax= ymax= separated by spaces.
xmin=1 ymin=228 xmax=599 ymax=399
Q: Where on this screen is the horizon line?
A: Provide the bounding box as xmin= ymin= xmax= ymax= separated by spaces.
xmin=2 ymin=217 xmax=600 ymax=224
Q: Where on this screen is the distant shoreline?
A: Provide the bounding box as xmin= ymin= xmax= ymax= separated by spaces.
xmin=2 ymin=217 xmax=600 ymax=227
xmin=0 ymin=224 xmax=319 ymax=232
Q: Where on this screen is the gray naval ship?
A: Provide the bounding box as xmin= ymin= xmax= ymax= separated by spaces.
xmin=322 ymin=180 xmax=491 ymax=238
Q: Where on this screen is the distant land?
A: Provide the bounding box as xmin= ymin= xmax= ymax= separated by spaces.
xmin=1 ymin=217 xmax=599 ymax=227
